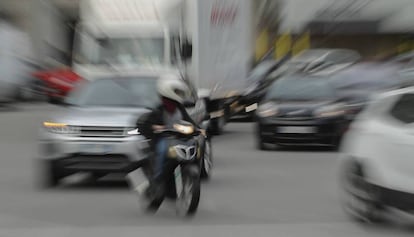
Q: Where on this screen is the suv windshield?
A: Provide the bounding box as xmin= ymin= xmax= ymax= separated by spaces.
xmin=66 ymin=78 xmax=160 ymax=108
xmin=266 ymin=76 xmax=335 ymax=101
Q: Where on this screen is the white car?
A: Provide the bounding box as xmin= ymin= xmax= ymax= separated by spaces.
xmin=339 ymin=87 xmax=414 ymax=223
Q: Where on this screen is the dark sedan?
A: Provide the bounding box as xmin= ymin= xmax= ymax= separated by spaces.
xmin=255 ymin=75 xmax=351 ymax=150
xmin=235 ymin=60 xmax=288 ymax=119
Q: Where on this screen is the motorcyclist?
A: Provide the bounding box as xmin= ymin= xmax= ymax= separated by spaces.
xmin=136 ymin=75 xmax=202 ymax=197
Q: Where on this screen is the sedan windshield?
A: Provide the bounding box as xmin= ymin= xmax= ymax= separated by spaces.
xmin=266 ymin=76 xmax=335 ymax=101
xmin=66 ymin=78 xmax=160 ymax=108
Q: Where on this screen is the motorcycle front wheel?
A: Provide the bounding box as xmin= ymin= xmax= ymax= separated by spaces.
xmin=176 ymin=173 xmax=200 ymax=217
xmin=201 ymin=139 xmax=213 ymax=179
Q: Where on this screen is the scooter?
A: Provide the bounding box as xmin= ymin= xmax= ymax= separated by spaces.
xmin=127 ymin=120 xmax=205 ymax=217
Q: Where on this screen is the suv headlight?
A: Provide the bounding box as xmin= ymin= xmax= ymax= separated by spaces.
xmin=313 ymin=104 xmax=345 ymax=118
xmin=43 ymin=122 xmax=80 ymax=134
xmin=126 ymin=128 xmax=140 ymax=136
xmin=257 ymin=102 xmax=278 ymax=117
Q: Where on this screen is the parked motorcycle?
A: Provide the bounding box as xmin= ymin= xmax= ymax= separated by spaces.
xmin=127 ymin=120 xmax=206 ymax=217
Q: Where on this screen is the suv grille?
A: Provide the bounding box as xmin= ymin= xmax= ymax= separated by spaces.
xmin=76 ymin=126 xmax=128 ymax=138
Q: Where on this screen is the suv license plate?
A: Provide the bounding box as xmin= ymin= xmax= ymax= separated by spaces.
xmin=79 ymin=144 xmax=114 ymax=154
xmin=278 ymin=126 xmax=316 ymax=134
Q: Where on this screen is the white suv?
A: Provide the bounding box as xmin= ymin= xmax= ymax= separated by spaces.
xmin=38 ymin=73 xmax=208 ymax=187
xmin=340 ymin=87 xmax=414 ymax=222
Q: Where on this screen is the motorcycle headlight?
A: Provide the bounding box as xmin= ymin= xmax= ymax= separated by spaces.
xmin=257 ymin=102 xmax=278 ymax=117
xmin=313 ymin=104 xmax=346 ymax=118
xmin=173 ymin=124 xmax=194 ymax=134
xmin=43 ymin=122 xmax=80 ymax=134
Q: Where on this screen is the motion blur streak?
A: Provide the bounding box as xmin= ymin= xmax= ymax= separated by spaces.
xmin=1 ymin=0 xmax=414 ymax=236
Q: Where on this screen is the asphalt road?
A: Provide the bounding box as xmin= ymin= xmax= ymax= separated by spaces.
xmin=0 ymin=103 xmax=413 ymax=236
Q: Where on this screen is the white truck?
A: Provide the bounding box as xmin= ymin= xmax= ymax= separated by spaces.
xmin=0 ymin=21 xmax=37 ymax=103
xmin=73 ymin=0 xmax=254 ymax=134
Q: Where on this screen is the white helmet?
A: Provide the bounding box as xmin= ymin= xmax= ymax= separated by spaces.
xmin=157 ymin=75 xmax=189 ymax=104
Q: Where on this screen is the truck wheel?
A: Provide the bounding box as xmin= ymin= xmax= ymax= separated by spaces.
xmin=48 ymin=96 xmax=61 ymax=104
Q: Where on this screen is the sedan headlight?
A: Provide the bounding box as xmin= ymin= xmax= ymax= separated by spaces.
xmin=256 ymin=102 xmax=278 ymax=117
xmin=43 ymin=122 xmax=80 ymax=134
xmin=313 ymin=104 xmax=346 ymax=118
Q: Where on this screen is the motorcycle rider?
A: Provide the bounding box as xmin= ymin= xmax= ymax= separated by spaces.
xmin=136 ymin=75 xmax=202 ymax=197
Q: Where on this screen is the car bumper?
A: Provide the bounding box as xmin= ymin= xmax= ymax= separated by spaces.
xmin=377 ymin=185 xmax=414 ymax=211
xmin=53 ymin=155 xmax=143 ymax=173
xmin=257 ymin=116 xmax=349 ymax=146
xmin=38 ymin=131 xmax=149 ymax=173
xmin=361 ymin=158 xmax=414 ymax=198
